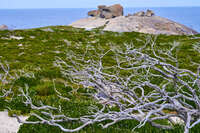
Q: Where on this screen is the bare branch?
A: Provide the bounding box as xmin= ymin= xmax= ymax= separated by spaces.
xmin=13 ymin=37 xmax=200 ymax=133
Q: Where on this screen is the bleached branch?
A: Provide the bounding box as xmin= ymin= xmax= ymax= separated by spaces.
xmin=14 ymin=37 xmax=200 ymax=133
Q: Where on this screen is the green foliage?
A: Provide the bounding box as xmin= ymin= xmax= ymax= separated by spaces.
xmin=0 ymin=26 xmax=200 ymax=132
xmin=19 ymin=116 xmax=200 ymax=133
xmin=0 ymin=98 xmax=6 ymax=111
xmin=17 ymin=117 xmax=185 ymax=133
xmin=34 ymin=81 xmax=54 ymax=96
xmin=8 ymin=110 xmax=22 ymax=117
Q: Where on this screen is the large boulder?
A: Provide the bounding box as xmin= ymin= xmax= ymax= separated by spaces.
xmin=70 ymin=15 xmax=198 ymax=35
xmin=0 ymin=24 xmax=8 ymax=30
xmin=104 ymin=4 xmax=123 ymax=18
xmin=88 ymin=4 xmax=123 ymax=19
xmin=100 ymin=11 xmax=113 ymax=19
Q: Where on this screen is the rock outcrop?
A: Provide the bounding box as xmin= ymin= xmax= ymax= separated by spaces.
xmin=145 ymin=9 xmax=155 ymax=17
xmin=70 ymin=7 xmax=198 ymax=35
xmin=88 ymin=10 xmax=100 ymax=17
xmin=133 ymin=10 xmax=154 ymax=17
xmin=133 ymin=11 xmax=145 ymax=17
xmin=88 ymin=4 xmax=123 ymax=19
xmin=0 ymin=24 xmax=8 ymax=30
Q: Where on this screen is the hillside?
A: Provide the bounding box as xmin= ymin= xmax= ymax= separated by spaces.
xmin=0 ymin=26 xmax=200 ymax=133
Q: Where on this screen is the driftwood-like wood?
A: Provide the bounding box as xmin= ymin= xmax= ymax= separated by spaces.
xmin=2 ymin=37 xmax=200 ymax=133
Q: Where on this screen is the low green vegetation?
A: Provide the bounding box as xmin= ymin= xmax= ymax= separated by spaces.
xmin=0 ymin=26 xmax=200 ymax=132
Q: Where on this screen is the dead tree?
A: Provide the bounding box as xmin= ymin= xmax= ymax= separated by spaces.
xmin=14 ymin=38 xmax=200 ymax=133
xmin=0 ymin=60 xmax=35 ymax=99
xmin=0 ymin=60 xmax=14 ymax=98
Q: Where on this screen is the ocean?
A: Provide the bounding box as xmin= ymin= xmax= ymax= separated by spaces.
xmin=0 ymin=7 xmax=200 ymax=32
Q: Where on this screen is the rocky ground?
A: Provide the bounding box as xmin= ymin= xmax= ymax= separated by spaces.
xmin=70 ymin=4 xmax=198 ymax=35
xmin=70 ymin=15 xmax=198 ymax=35
xmin=0 ymin=111 xmax=28 ymax=133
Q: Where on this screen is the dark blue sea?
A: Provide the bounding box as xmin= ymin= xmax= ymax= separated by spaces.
xmin=0 ymin=7 xmax=200 ymax=32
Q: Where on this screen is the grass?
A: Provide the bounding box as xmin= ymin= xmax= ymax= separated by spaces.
xmin=0 ymin=26 xmax=200 ymax=132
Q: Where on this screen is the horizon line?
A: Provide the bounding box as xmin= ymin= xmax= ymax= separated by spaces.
xmin=1 ymin=6 xmax=200 ymax=10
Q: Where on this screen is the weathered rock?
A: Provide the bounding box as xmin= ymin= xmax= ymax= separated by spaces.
xmin=72 ymin=7 xmax=198 ymax=35
xmin=98 ymin=5 xmax=107 ymax=10
xmin=0 ymin=111 xmax=28 ymax=133
xmin=88 ymin=10 xmax=100 ymax=17
xmin=100 ymin=11 xmax=113 ymax=19
xmin=41 ymin=28 xmax=54 ymax=32
xmin=70 ymin=15 xmax=198 ymax=35
xmin=0 ymin=24 xmax=8 ymax=30
xmin=145 ymin=9 xmax=155 ymax=17
xmin=133 ymin=11 xmax=145 ymax=17
xmin=88 ymin=4 xmax=123 ymax=19
xmin=126 ymin=13 xmax=132 ymax=17
xmin=70 ymin=17 xmax=107 ymax=30
xmin=133 ymin=10 xmax=155 ymax=17
xmin=105 ymin=4 xmax=123 ymax=18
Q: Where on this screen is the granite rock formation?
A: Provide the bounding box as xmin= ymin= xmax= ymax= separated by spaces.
xmin=71 ymin=8 xmax=198 ymax=35
xmin=133 ymin=10 xmax=154 ymax=17
xmin=145 ymin=9 xmax=155 ymax=17
xmin=88 ymin=4 xmax=123 ymax=19
xmin=133 ymin=11 xmax=145 ymax=17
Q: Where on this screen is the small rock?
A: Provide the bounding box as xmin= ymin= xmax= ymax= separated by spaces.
xmin=10 ymin=36 xmax=24 ymax=40
xmin=30 ymin=36 xmax=35 ymax=39
xmin=41 ymin=28 xmax=54 ymax=32
xmin=63 ymin=39 xmax=71 ymax=46
xmin=133 ymin=11 xmax=145 ymax=17
xmin=145 ymin=9 xmax=155 ymax=17
xmin=38 ymin=53 xmax=43 ymax=55
xmin=133 ymin=10 xmax=154 ymax=17
xmin=54 ymin=51 xmax=61 ymax=54
xmin=18 ymin=44 xmax=23 ymax=47
xmin=169 ymin=117 xmax=184 ymax=125
xmin=1 ymin=37 xmax=10 ymax=40
xmin=0 ymin=24 xmax=8 ymax=30
xmin=126 ymin=13 xmax=133 ymax=17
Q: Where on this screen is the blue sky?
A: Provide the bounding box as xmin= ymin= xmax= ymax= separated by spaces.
xmin=1 ymin=0 xmax=200 ymax=9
